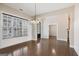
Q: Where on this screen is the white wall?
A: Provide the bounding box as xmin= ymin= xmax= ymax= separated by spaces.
xmin=74 ymin=4 xmax=79 ymax=55
xmin=0 ymin=4 xmax=32 ymax=48
xmin=32 ymin=24 xmax=37 ymax=40
xmin=42 ymin=14 xmax=67 ymax=41
xmin=40 ymin=6 xmax=74 ymax=47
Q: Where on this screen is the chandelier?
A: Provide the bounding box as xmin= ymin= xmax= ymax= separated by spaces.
xmin=31 ymin=3 xmax=39 ymax=24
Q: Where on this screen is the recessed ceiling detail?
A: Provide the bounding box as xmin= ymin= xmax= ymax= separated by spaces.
xmin=4 ymin=3 xmax=74 ymax=17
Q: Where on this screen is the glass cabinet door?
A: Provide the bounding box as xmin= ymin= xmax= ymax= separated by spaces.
xmin=2 ymin=14 xmax=8 ymax=39
xmin=22 ymin=20 xmax=27 ymax=36
xmin=7 ymin=15 xmax=13 ymax=38
xmin=2 ymin=13 xmax=28 ymax=39
xmin=13 ymin=17 xmax=17 ymax=37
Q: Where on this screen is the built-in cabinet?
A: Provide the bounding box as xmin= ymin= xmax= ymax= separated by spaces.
xmin=2 ymin=13 xmax=28 ymax=39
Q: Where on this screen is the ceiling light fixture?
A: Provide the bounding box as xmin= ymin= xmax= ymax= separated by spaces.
xmin=19 ymin=8 xmax=23 ymax=11
xmin=31 ymin=3 xmax=39 ymax=24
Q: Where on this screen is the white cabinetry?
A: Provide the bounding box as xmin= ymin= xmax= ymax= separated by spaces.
xmin=1 ymin=13 xmax=28 ymax=39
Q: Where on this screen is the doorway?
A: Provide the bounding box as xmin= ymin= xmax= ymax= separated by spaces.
xmin=49 ymin=24 xmax=58 ymax=39
xmin=37 ymin=22 xmax=41 ymax=39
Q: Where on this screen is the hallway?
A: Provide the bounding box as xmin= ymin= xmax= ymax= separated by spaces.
xmin=0 ymin=37 xmax=77 ymax=56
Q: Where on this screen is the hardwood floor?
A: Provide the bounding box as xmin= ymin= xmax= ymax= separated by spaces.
xmin=0 ymin=36 xmax=78 ymax=56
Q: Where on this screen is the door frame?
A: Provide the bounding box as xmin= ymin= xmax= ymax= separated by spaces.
xmin=49 ymin=23 xmax=58 ymax=40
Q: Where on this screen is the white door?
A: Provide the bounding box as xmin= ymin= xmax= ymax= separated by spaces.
xmin=49 ymin=25 xmax=57 ymax=37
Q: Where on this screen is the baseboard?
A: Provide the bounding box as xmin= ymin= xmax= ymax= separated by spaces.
xmin=70 ymin=45 xmax=74 ymax=48
xmin=74 ymin=47 xmax=79 ymax=56
xmin=41 ymin=38 xmax=49 ymax=39
xmin=57 ymin=38 xmax=67 ymax=41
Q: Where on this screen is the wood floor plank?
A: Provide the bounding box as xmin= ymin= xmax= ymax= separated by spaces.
xmin=0 ymin=37 xmax=78 ymax=56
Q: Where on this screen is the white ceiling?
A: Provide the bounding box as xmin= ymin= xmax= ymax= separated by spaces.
xmin=4 ymin=3 xmax=74 ymax=17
